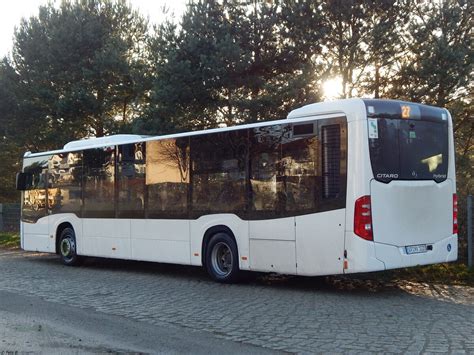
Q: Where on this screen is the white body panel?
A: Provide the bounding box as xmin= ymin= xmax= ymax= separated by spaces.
xmin=296 ymin=209 xmax=345 ymax=276
xmin=248 ymin=217 xmax=296 ymax=273
xmin=131 ymin=239 xmax=190 ymax=265
xmin=249 ymin=217 xmax=295 ymax=241
xmin=23 ymin=215 xmax=49 ymax=236
xmin=82 ymin=219 xmax=131 ymax=258
xmin=23 ymin=233 xmax=54 ymax=253
xmin=371 ymin=179 xmax=453 ymax=246
xmin=131 ymin=219 xmax=190 ymax=264
xmin=22 ymin=215 xmax=53 ymax=252
xmin=343 ymin=233 xmax=385 ymax=273
xmin=249 ymin=239 xmax=296 ymax=274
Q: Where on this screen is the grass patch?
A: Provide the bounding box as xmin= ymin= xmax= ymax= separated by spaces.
xmin=0 ymin=232 xmax=20 ymax=249
xmin=380 ymin=263 xmax=474 ymax=286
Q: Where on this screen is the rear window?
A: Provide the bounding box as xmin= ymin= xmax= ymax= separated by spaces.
xmin=368 ymin=118 xmax=448 ymax=183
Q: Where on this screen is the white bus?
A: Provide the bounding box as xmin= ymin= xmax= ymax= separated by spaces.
xmin=16 ymin=98 xmax=458 ymax=282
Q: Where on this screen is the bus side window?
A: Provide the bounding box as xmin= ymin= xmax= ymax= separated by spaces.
xmin=49 ymin=152 xmax=82 ymax=215
xmin=282 ymin=125 xmax=319 ymax=214
xmin=249 ymin=124 xmax=284 ymax=218
xmin=146 ymin=138 xmax=190 ymax=219
xmin=191 ymin=131 xmax=247 ymax=216
xmin=82 ymin=147 xmax=116 ymax=218
xmin=117 ymin=143 xmax=146 ymax=218
xmin=21 ymin=156 xmax=50 ymax=223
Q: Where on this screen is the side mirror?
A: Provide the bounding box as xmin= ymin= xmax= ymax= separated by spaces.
xmin=16 ymin=172 xmax=33 ymax=191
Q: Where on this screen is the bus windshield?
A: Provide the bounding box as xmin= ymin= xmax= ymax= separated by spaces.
xmin=368 ymin=118 xmax=448 ymax=183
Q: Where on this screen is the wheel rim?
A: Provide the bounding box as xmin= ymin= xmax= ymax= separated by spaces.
xmin=211 ymin=242 xmax=233 ymax=277
xmin=60 ymin=235 xmax=75 ymax=262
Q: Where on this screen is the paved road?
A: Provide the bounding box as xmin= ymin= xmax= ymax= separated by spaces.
xmin=0 ymin=290 xmax=274 ymax=353
xmin=1 ymin=249 xmax=473 ymax=353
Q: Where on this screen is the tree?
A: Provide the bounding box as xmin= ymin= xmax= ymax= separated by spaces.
xmin=389 ymin=0 xmax=472 ymax=107
xmin=321 ymin=0 xmax=407 ymax=98
xmin=241 ymin=0 xmax=325 ymax=121
xmin=359 ymin=0 xmax=409 ymax=98
xmin=0 ymin=58 xmax=22 ymax=202
xmin=10 ymin=0 xmax=149 ymax=151
xmin=135 ymin=1 xmax=326 ymax=135
xmin=137 ymin=1 xmax=236 ymax=134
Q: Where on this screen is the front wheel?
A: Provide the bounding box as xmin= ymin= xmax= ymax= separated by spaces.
xmin=205 ymin=232 xmax=240 ymax=283
xmin=59 ymin=227 xmax=82 ymax=266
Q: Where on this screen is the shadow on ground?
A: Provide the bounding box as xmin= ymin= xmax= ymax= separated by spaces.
xmin=31 ymin=252 xmax=402 ymax=296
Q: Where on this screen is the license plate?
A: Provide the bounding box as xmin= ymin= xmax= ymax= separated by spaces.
xmin=405 ymin=244 xmax=428 ymax=255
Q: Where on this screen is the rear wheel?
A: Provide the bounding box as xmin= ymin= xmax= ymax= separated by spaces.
xmin=205 ymin=232 xmax=240 ymax=283
xmin=59 ymin=227 xmax=82 ymax=266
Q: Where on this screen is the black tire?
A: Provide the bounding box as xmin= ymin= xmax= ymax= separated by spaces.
xmin=205 ymin=232 xmax=240 ymax=283
xmin=58 ymin=227 xmax=82 ymax=266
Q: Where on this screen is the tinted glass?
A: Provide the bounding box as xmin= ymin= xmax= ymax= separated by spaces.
xmin=369 ymin=118 xmax=448 ymax=182
xmin=191 ymin=131 xmax=247 ymax=215
xmin=282 ymin=125 xmax=319 ymax=213
xmin=117 ymin=143 xmax=146 ymax=218
xmin=249 ymin=124 xmax=285 ymax=217
xmin=368 ymin=118 xmax=399 ymax=181
xmin=21 ymin=118 xmax=348 ymax=223
xmin=21 ymin=155 xmax=51 ymax=223
xmin=49 ymin=152 xmax=82 ymax=215
xmin=147 ymin=138 xmax=190 ymax=218
xmin=399 ymin=120 xmax=448 ymax=181
xmin=83 ymin=147 xmax=115 ymax=218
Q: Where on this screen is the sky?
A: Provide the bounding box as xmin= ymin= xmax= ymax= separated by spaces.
xmin=0 ymin=0 xmax=187 ymax=57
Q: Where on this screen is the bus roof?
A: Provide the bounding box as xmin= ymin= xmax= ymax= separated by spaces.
xmin=287 ymin=98 xmax=364 ymax=119
xmin=62 ymin=134 xmax=150 ymax=151
xmin=24 ymin=98 xmax=367 ymax=158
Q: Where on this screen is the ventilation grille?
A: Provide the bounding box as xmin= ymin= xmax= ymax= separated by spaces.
xmin=322 ymin=125 xmax=341 ymax=199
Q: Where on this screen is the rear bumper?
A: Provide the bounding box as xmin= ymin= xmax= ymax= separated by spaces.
xmin=373 ymin=235 xmax=458 ymax=270
xmin=344 ymin=233 xmax=457 ymax=275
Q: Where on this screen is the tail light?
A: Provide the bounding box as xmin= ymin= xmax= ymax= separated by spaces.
xmin=453 ymin=194 xmax=458 ymax=235
xmin=354 ymin=195 xmax=373 ymax=241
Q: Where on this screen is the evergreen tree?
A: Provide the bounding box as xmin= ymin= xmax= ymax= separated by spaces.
xmin=389 ymin=0 xmax=472 ymax=107
xmin=321 ymin=0 xmax=407 ymax=98
xmin=135 ymin=1 xmax=326 ymax=134
xmin=359 ymin=0 xmax=409 ymax=98
xmin=0 ymin=58 xmax=22 ymax=202
xmin=10 ymin=0 xmax=149 ymax=150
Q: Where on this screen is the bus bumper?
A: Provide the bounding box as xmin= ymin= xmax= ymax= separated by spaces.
xmin=373 ymin=235 xmax=458 ymax=270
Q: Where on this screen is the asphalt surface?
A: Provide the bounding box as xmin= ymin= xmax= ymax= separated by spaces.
xmin=1 ymin=249 xmax=473 ymax=353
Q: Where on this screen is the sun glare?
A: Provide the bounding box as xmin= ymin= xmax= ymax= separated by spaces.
xmin=322 ymin=77 xmax=343 ymax=100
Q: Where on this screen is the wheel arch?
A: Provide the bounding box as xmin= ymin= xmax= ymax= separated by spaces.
xmin=201 ymin=225 xmax=238 ymax=266
xmin=55 ymin=222 xmax=74 ymax=255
